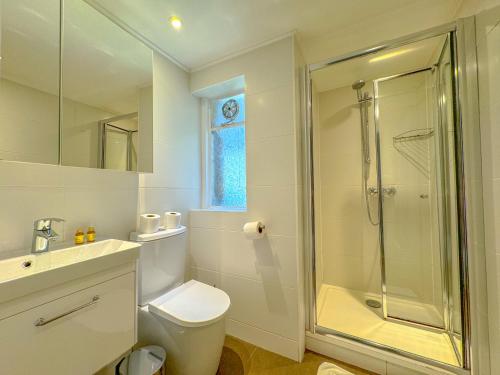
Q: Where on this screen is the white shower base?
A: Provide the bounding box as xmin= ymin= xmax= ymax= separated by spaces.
xmin=316 ymin=284 xmax=459 ymax=366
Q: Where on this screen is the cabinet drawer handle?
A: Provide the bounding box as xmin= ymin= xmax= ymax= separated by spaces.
xmin=34 ymin=295 xmax=100 ymax=327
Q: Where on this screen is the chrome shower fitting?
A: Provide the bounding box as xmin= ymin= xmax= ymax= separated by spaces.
xmin=367 ymin=186 xmax=397 ymax=197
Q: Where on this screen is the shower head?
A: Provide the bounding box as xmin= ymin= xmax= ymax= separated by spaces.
xmin=352 ymin=80 xmax=365 ymax=90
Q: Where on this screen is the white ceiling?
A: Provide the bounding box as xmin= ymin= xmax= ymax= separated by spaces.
xmin=89 ymin=0 xmax=464 ymax=71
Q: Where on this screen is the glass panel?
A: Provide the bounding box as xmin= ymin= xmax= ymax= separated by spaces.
xmin=377 ymin=70 xmax=446 ymax=328
xmin=61 ymin=0 xmax=152 ymax=171
xmin=0 ymin=0 xmax=60 ymax=164
xmin=104 ymin=128 xmax=128 ymax=171
xmin=212 ymin=93 xmax=245 ymax=127
xmin=210 ymin=125 xmax=246 ymax=208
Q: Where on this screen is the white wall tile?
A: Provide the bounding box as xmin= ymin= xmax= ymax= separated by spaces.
xmin=0 ymin=161 xmax=63 ymax=187
xmin=246 ymin=85 xmax=294 ymax=142
xmin=190 ymin=37 xmax=293 ymax=96
xmin=0 ymin=186 xmax=65 ymax=257
xmin=63 ymin=187 xmax=137 ymax=241
xmin=226 ymin=318 xmax=300 ymax=361
xmin=189 ymin=209 xmax=225 ymax=229
xmin=220 ymin=232 xmax=298 ymax=289
xmin=0 ymin=51 xmax=199 ymax=267
xmin=189 ymin=228 xmax=223 ymax=271
xmin=138 ymin=187 xmax=200 ymax=227
xmin=247 ymin=135 xmax=295 ymax=187
xmin=190 ymin=267 xmax=222 ymax=288
xmin=138 ymin=51 xmax=201 ymax=230
xmin=189 ymin=36 xmax=302 ymax=359
xmin=247 ymin=186 xmax=298 ymax=237
xmin=221 ymin=273 xmax=299 ymax=340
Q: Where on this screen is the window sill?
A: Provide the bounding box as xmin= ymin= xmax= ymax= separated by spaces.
xmin=190 ymin=207 xmax=247 ymax=213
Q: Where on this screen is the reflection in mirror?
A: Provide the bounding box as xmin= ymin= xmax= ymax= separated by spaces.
xmin=61 ymin=0 xmax=152 ymax=172
xmin=0 ymin=0 xmax=60 ymax=164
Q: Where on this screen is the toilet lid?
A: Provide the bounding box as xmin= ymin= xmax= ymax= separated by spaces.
xmin=148 ymin=280 xmax=230 ymax=327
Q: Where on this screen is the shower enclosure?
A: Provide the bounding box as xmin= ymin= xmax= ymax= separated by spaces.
xmin=98 ymin=113 xmax=138 ymax=171
xmin=304 ymin=20 xmax=479 ymax=373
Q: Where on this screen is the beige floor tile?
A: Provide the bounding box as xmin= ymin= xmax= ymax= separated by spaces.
xmin=218 ymin=335 xmax=257 ymax=375
xmin=248 ymin=347 xmax=298 ymax=371
xmin=218 ymin=336 xmax=376 ymax=375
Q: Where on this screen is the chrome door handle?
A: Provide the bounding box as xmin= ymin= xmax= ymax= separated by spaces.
xmin=34 ymin=295 xmax=100 ymax=327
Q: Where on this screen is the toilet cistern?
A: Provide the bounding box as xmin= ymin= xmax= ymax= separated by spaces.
xmin=31 ymin=217 xmax=64 ymax=254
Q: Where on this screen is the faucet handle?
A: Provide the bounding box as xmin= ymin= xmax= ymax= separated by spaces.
xmin=34 ymin=218 xmax=65 ymax=231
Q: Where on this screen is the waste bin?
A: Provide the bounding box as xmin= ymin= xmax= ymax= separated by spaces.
xmin=117 ymin=345 xmax=166 ymax=375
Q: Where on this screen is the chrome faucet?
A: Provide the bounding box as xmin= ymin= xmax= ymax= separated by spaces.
xmin=31 ymin=218 xmax=65 ymax=254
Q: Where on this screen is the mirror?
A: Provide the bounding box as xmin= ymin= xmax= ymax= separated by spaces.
xmin=0 ymin=0 xmax=153 ymax=172
xmin=0 ymin=0 xmax=60 ymax=164
xmin=61 ymin=0 xmax=152 ymax=172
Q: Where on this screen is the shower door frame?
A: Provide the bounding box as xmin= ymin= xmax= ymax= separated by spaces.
xmin=373 ymin=63 xmax=463 ymax=361
xmin=373 ymin=65 xmax=440 ymax=324
xmin=303 ymin=18 xmax=483 ymax=374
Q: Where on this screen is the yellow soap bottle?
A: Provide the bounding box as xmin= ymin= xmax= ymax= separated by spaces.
xmin=87 ymin=226 xmax=96 ymax=243
xmin=74 ymin=228 xmax=85 ymax=245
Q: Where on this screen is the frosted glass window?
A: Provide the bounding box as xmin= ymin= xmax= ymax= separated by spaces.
xmin=209 ymin=94 xmax=246 ymax=208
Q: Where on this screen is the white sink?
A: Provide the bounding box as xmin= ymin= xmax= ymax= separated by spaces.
xmin=0 ymin=239 xmax=140 ymax=304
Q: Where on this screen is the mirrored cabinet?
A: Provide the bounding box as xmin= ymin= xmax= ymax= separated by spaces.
xmin=0 ymin=0 xmax=153 ymax=172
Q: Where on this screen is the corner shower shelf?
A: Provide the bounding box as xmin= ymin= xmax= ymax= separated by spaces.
xmin=393 ymin=128 xmax=434 ymax=143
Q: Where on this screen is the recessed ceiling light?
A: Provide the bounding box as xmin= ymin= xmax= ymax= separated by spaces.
xmin=369 ymin=48 xmax=413 ymax=63
xmin=169 ymin=16 xmax=182 ymax=30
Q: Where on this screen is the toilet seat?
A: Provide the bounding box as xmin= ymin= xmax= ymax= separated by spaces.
xmin=148 ymin=280 xmax=230 ymax=328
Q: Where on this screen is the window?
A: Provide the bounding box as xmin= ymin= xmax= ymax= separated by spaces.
xmin=208 ymin=93 xmax=246 ymax=209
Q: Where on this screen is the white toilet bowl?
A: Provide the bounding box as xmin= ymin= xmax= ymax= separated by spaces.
xmin=138 ymin=280 xmax=230 ymax=375
xmin=130 ymin=228 xmax=230 ymax=375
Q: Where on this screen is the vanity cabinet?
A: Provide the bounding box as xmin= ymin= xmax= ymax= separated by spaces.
xmin=0 ymin=268 xmax=136 ymax=375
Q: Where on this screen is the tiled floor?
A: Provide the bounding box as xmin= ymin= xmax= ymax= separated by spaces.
xmin=316 ymin=285 xmax=459 ymax=366
xmin=217 ymin=335 xmax=376 ymax=375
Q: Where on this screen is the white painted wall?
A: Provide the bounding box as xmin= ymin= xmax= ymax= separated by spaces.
xmin=188 ymin=36 xmax=304 ymax=361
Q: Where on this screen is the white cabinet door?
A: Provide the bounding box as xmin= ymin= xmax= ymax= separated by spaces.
xmin=0 ymin=272 xmax=136 ymax=375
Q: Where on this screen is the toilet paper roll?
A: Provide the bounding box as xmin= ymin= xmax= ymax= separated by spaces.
xmin=243 ymin=221 xmax=266 ymax=240
xmin=139 ymin=214 xmax=161 ymax=234
xmin=164 ymin=212 xmax=181 ymax=229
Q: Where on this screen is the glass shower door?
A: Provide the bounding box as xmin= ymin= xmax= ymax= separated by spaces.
xmin=375 ymin=37 xmax=461 ymax=336
xmin=376 ymin=69 xmax=445 ymax=328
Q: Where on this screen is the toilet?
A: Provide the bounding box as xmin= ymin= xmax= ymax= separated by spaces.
xmin=130 ymin=226 xmax=230 ymax=375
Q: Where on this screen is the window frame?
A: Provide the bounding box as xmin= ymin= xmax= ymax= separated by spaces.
xmin=201 ymin=92 xmax=247 ymax=211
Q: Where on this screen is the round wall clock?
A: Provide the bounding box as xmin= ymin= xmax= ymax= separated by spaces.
xmin=222 ymin=99 xmax=239 ymax=122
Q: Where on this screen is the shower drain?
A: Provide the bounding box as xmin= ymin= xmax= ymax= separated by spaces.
xmin=365 ymin=299 xmax=382 ymax=309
